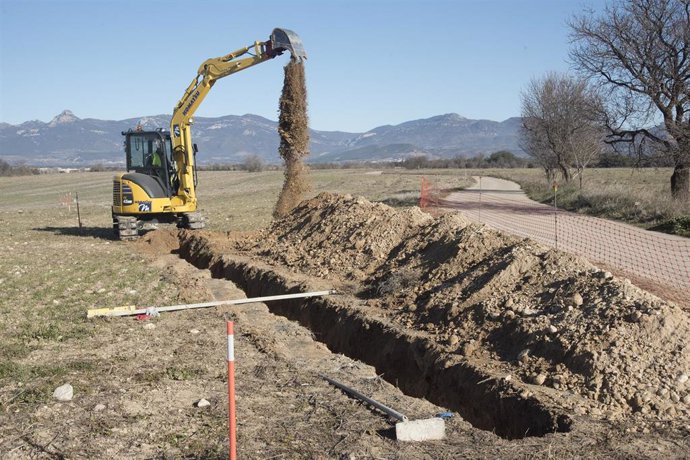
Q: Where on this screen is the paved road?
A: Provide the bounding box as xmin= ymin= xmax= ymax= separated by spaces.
xmin=442 ymin=176 xmax=690 ymax=305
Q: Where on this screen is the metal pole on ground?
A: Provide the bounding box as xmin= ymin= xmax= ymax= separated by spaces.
xmin=227 ymin=321 xmax=236 ymax=460
xmin=320 ymin=374 xmax=446 ymax=442
xmin=86 ymin=289 xmax=337 ymax=318
xmin=320 ymin=374 xmax=408 ymax=422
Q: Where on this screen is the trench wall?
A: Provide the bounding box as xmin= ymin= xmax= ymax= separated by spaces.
xmin=179 ymin=234 xmax=572 ymax=439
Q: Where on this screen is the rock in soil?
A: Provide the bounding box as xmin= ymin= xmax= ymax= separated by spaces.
xmin=53 ymin=383 xmax=73 ymax=401
xmin=195 ymin=398 xmax=211 ymax=408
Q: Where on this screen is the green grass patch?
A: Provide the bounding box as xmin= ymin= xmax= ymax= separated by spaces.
xmin=649 ymin=216 xmax=690 ymax=237
xmin=485 ymin=168 xmax=690 ymax=234
xmin=165 ymin=366 xmax=204 ymax=381
xmin=0 ymin=359 xmax=96 ymax=381
xmin=0 ymin=341 xmax=34 ymax=361
xmin=133 ymin=370 xmax=165 ymax=384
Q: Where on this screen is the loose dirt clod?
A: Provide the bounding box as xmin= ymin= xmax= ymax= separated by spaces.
xmin=274 ymin=58 xmax=310 ymax=218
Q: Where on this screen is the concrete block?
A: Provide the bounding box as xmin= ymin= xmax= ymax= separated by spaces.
xmin=395 ymin=418 xmax=446 ymax=442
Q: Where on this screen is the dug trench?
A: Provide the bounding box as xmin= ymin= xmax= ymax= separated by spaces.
xmin=176 ymin=231 xmax=571 ymax=440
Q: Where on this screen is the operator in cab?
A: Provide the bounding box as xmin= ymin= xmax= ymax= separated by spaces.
xmin=147 ymin=140 xmax=164 ymax=184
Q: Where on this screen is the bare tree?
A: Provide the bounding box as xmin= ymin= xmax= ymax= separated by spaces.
xmin=570 ymin=0 xmax=690 ymax=200
xmin=520 ymin=72 xmax=604 ymax=187
xmin=242 ymin=154 xmax=265 ymax=172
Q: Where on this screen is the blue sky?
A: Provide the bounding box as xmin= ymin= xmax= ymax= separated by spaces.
xmin=0 ymin=0 xmax=603 ymax=132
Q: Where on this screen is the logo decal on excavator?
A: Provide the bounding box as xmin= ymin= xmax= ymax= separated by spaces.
xmin=173 ymin=125 xmax=181 ymax=137
xmin=182 ymin=90 xmax=200 ymax=116
xmin=137 ymin=201 xmax=152 ymax=212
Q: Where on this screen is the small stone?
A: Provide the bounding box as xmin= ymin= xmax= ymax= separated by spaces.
xmin=572 ymin=293 xmax=583 ymax=306
xmin=670 ymin=391 xmax=680 ymax=403
xmin=504 ymin=374 xmax=512 ymax=382
xmin=504 ymin=310 xmax=516 ymax=320
xmin=517 ymin=349 xmax=530 ymax=364
xmin=94 ymin=404 xmax=106 ymax=411
xmin=532 ymin=373 xmax=547 ymax=385
xmin=53 ymin=383 xmax=73 ymax=401
xmin=461 ymin=341 xmax=478 ymax=356
xmin=448 ymin=334 xmax=459 ymax=346
xmin=682 ymin=395 xmax=690 ymax=404
xmin=504 ymin=298 xmax=514 ymax=308
xmin=631 ymin=394 xmax=645 ymax=411
xmin=195 ymin=399 xmax=211 ymax=408
xmin=677 ymin=373 xmax=688 ymax=384
xmin=547 ymin=325 xmax=558 ymax=334
xmin=189 ymin=329 xmax=200 ymax=334
xmin=603 ymin=272 xmax=613 ymax=279
xmin=143 ymin=323 xmax=156 ymax=330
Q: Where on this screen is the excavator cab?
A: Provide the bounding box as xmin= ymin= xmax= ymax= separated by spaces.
xmin=112 ymin=129 xmax=185 ymax=240
xmin=122 ymin=129 xmax=175 ymax=198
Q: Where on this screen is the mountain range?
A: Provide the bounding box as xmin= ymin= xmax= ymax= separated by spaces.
xmin=0 ymin=110 xmax=523 ymax=167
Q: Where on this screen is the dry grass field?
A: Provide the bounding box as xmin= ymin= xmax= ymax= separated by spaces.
xmin=480 ymin=168 xmax=690 ymax=234
xmin=1 ymin=168 xmax=688 ymax=458
xmin=0 ymin=169 xmax=471 ymax=458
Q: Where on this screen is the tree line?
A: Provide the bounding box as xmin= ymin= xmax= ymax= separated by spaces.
xmin=521 ymin=0 xmax=689 ymax=200
xmin=0 ymin=159 xmax=39 ymax=177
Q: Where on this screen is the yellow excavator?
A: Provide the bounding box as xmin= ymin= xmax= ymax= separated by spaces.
xmin=112 ymin=28 xmax=306 ymax=240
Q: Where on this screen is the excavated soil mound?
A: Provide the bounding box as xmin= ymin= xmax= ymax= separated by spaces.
xmin=239 ymin=193 xmax=690 ymax=421
xmin=372 ymin=213 xmax=690 ymax=419
xmin=258 ymin=192 xmax=432 ymax=279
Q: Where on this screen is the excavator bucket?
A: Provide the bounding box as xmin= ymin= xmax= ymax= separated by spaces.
xmin=271 ymin=28 xmax=307 ymax=61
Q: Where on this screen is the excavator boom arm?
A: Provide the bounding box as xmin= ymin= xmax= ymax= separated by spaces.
xmin=169 ymin=28 xmax=305 ymax=205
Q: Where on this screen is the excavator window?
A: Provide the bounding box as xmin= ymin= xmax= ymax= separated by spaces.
xmin=126 ymin=133 xmax=166 ymax=172
xmin=124 ymin=131 xmax=176 ymax=197
xmin=127 ymin=134 xmax=152 ymax=170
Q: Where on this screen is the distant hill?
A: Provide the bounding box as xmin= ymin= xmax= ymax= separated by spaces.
xmin=0 ymin=110 xmax=524 ymax=166
xmin=317 ymin=114 xmax=524 ymax=162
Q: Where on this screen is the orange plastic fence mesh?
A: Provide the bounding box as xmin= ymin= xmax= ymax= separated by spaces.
xmin=421 ymin=180 xmax=690 ymax=307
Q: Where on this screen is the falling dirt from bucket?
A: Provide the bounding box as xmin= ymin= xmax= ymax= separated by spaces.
xmin=274 ymin=58 xmax=311 ymax=218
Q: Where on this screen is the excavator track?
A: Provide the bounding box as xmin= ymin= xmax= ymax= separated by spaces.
xmin=115 ymin=216 xmax=139 ymax=241
xmin=180 ymin=212 xmax=206 ymax=230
